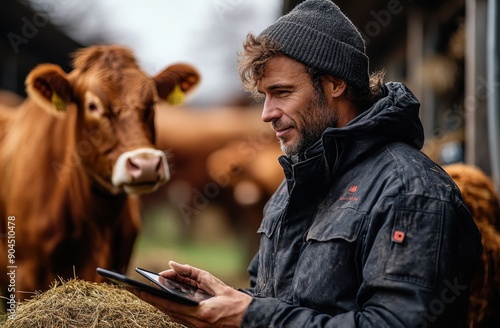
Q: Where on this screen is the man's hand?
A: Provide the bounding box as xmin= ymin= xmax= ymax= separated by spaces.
xmin=129 ymin=261 xmax=252 ymax=328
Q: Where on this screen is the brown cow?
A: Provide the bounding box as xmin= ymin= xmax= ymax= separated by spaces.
xmin=443 ymin=164 xmax=500 ymax=327
xmin=0 ymin=45 xmax=199 ymax=302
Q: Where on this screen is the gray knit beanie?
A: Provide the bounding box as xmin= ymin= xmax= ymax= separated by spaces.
xmin=259 ymin=0 xmax=369 ymax=93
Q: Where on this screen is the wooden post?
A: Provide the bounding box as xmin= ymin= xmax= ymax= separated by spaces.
xmin=465 ymin=0 xmax=491 ymax=174
xmin=487 ymin=0 xmax=500 ymax=191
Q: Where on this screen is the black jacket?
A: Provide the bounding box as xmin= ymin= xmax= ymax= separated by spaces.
xmin=241 ymin=82 xmax=482 ymax=327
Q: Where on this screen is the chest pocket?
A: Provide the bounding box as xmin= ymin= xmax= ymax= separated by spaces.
xmin=292 ymin=207 xmax=365 ymax=312
xmin=303 ymin=206 xmax=365 ymax=281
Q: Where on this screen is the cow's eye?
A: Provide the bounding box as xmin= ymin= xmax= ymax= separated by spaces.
xmin=88 ymin=103 xmax=98 ymax=111
xmin=83 ymin=91 xmax=105 ymax=117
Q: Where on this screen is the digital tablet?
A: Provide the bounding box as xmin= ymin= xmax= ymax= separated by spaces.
xmin=135 ymin=267 xmax=212 ymax=303
xmin=96 ymin=267 xmax=210 ymax=306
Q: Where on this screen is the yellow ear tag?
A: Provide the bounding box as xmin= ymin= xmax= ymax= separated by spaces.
xmin=51 ymin=91 xmax=66 ymax=112
xmin=166 ymin=84 xmax=185 ymax=106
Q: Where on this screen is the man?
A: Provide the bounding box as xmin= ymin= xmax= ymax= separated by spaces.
xmin=132 ymin=0 xmax=482 ymax=326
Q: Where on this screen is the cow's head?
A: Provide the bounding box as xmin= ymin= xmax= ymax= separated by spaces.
xmin=25 ymin=45 xmax=200 ymax=195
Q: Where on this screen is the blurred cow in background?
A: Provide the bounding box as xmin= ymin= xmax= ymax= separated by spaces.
xmin=0 ymin=45 xmax=199 ymax=301
xmin=205 ymin=138 xmax=283 ymax=252
xmin=145 ymin=104 xmax=284 ymax=256
xmin=443 ymin=164 xmax=500 ymax=327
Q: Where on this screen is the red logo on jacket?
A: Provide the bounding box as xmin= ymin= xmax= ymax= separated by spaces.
xmin=340 ymin=185 xmax=359 ymax=201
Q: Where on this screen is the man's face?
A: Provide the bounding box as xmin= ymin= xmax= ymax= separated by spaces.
xmin=257 ymin=55 xmax=339 ymax=156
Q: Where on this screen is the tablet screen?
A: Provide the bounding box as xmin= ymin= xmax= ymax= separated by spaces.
xmin=135 ymin=267 xmax=212 ymax=303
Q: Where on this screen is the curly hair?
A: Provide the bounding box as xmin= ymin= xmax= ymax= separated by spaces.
xmin=238 ymin=33 xmax=385 ymax=112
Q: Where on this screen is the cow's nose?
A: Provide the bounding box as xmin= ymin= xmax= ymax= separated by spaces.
xmin=127 ymin=156 xmax=163 ymax=183
xmin=112 ymin=148 xmax=170 ymax=194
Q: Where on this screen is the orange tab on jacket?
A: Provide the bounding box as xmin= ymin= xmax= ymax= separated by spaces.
xmin=392 ymin=230 xmax=405 ymax=243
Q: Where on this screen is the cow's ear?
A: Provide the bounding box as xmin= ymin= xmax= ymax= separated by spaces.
xmin=25 ymin=64 xmax=73 ymax=114
xmin=153 ymin=63 xmax=200 ymax=105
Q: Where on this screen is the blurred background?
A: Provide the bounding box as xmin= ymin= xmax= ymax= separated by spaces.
xmin=0 ymin=0 xmax=499 ymax=289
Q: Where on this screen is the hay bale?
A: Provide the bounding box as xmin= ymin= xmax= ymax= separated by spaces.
xmin=1 ymin=279 xmax=185 ymax=328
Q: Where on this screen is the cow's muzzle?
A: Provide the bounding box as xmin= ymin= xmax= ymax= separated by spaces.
xmin=112 ymin=148 xmax=170 ymax=194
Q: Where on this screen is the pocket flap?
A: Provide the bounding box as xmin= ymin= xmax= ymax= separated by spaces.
xmin=257 ymin=211 xmax=281 ymax=238
xmin=306 ymin=207 xmax=363 ymax=242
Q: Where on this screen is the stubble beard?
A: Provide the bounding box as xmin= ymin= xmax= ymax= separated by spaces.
xmin=281 ymin=93 xmax=338 ymax=156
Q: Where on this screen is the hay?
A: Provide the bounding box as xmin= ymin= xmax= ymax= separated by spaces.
xmin=1 ymin=279 xmax=185 ymax=328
